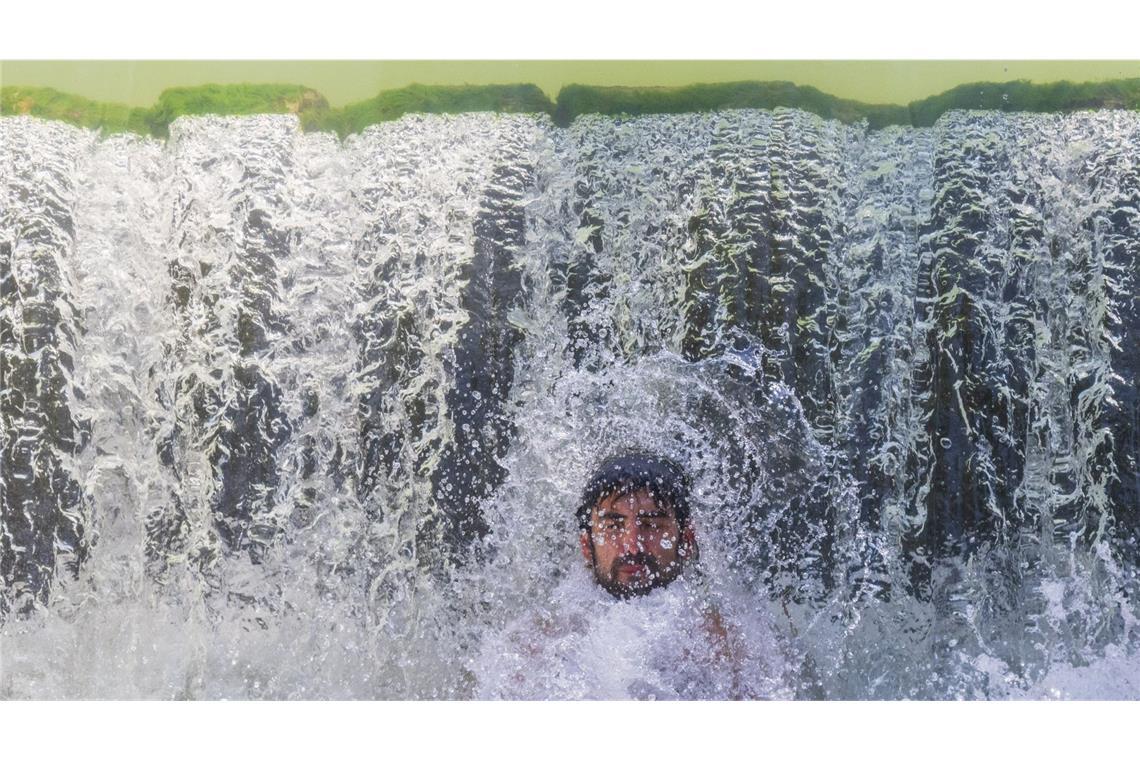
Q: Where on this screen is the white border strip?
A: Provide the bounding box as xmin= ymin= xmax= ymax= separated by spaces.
xmin=3 ymin=1 xmax=1139 ymax=59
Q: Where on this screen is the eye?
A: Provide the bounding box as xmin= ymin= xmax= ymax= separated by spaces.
xmin=599 ymin=517 xmax=624 ymax=532
xmin=637 ymin=517 xmax=672 ymax=532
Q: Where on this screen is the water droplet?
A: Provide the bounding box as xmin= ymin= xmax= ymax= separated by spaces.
xmin=941 ymin=437 xmax=953 ymax=450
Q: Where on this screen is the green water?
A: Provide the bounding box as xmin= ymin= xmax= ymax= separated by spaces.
xmin=4 ymin=60 xmax=1140 ymax=108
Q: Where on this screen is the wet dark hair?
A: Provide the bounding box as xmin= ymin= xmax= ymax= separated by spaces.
xmin=577 ymin=452 xmax=692 ymax=532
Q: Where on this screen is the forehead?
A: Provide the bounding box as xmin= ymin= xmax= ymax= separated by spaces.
xmin=592 ymin=488 xmax=675 ymax=517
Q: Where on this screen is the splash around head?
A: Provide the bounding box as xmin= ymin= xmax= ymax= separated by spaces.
xmin=577 ymin=453 xmax=698 ymax=599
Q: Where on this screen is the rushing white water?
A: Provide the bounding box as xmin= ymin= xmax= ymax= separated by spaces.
xmin=1 ymin=109 xmax=1138 ymax=699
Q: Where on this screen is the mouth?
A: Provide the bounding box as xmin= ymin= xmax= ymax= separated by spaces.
xmin=613 ymin=555 xmax=657 ymax=581
xmin=596 ymin=554 xmax=675 ymax=599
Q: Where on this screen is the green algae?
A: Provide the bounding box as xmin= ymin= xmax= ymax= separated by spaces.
xmin=908 ymin=78 xmax=1140 ymax=126
xmin=4 ymin=78 xmax=1140 ymax=139
xmin=0 ymin=86 xmax=150 ymax=135
xmin=146 ymin=83 xmax=330 ymax=137
xmin=553 ymin=81 xmax=909 ymax=128
xmin=331 ymin=83 xmax=554 ymax=137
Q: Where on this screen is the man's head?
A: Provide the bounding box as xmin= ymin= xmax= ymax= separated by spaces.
xmin=577 ymin=453 xmax=697 ymax=599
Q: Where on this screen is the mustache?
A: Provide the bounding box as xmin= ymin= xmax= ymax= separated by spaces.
xmin=610 ymin=552 xmax=661 ymax=575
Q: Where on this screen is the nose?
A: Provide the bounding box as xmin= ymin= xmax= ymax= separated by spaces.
xmin=617 ymin=522 xmax=646 ymax=553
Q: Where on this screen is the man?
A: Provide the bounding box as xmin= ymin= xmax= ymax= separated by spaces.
xmin=474 ymin=451 xmax=792 ymax=699
xmin=577 ymin=452 xmax=697 ymax=599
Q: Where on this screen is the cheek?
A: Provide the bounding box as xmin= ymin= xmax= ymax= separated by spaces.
xmin=647 ymin=536 xmax=678 ymax=564
xmin=591 ymin=538 xmax=613 ymax=560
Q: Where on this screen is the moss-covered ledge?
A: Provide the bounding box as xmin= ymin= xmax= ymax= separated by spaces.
xmin=0 ymin=82 xmax=554 ymax=138
xmin=553 ymin=81 xmax=910 ymax=128
xmin=907 ymin=78 xmax=1140 ymax=126
xmin=146 ymin=83 xmax=330 ymax=137
xmin=5 ymin=78 xmax=1140 ymax=139
xmin=0 ymin=86 xmax=150 ymax=134
xmin=330 ymin=83 xmax=554 ymax=136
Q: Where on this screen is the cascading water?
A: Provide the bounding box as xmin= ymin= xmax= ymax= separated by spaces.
xmin=1 ymin=108 xmax=1138 ymax=698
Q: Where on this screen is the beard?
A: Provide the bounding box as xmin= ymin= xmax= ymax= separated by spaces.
xmin=593 ymin=551 xmax=682 ymax=600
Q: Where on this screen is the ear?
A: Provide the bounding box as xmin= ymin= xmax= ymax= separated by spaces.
xmin=580 ymin=530 xmax=593 ymax=563
xmin=680 ymin=525 xmax=698 ymax=562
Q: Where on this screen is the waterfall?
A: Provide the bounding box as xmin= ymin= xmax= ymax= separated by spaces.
xmin=1 ymin=109 xmax=1138 ymax=698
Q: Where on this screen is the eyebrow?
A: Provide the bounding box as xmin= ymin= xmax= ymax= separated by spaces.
xmin=595 ymin=509 xmax=672 ymax=519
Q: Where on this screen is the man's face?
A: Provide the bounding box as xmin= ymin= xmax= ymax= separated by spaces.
xmin=579 ymin=488 xmax=694 ymax=599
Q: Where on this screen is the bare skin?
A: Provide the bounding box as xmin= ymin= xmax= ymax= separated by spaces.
xmin=577 ymin=489 xmax=762 ymax=697
xmin=481 ymin=485 xmax=787 ymax=697
xmin=579 ymin=489 xmax=696 ymax=599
